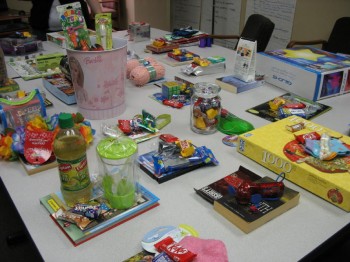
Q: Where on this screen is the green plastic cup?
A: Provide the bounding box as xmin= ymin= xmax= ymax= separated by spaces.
xmin=96 ymin=136 xmax=138 ymax=209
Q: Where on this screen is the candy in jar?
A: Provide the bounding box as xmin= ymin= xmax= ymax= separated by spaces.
xmin=190 ymin=82 xmax=221 ymax=134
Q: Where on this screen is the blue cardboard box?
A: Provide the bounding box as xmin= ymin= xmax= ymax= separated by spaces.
xmin=257 ymin=46 xmax=350 ymax=101
xmin=42 ymin=74 xmax=76 ymax=105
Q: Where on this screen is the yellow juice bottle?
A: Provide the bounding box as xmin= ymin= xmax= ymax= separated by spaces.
xmin=53 ymin=113 xmax=92 ymax=207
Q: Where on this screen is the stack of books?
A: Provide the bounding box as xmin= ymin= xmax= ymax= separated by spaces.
xmin=195 ymin=166 xmax=300 ymax=233
xmin=215 ymin=75 xmax=264 ymax=94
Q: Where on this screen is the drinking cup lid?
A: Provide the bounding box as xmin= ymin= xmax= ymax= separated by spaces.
xmin=97 ymin=137 xmax=137 ymax=160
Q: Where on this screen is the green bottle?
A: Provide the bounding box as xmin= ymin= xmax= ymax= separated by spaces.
xmin=53 ymin=113 xmax=92 ymax=207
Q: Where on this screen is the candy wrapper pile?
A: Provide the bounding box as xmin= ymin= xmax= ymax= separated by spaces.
xmin=181 ymin=56 xmax=226 ymax=76
xmin=101 ymin=110 xmax=171 ymax=143
xmin=150 ymin=134 xmax=218 ymax=176
xmin=0 ymin=112 xmax=95 ymax=161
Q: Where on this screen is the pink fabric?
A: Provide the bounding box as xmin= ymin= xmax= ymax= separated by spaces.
xmin=178 ymin=236 xmax=229 ymax=262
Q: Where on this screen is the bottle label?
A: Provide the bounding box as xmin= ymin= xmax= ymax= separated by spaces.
xmin=57 ymin=154 xmax=91 ymax=191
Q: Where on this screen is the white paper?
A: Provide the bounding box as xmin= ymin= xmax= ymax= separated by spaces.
xmin=245 ymin=0 xmax=297 ymax=50
xmin=212 ymin=0 xmax=242 ymax=49
xmin=233 ymin=38 xmax=257 ymax=82
xmin=171 ymin=0 xmax=202 ymax=29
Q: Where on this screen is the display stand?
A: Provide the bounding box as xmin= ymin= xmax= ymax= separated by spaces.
xmin=233 ymin=37 xmax=257 ymax=82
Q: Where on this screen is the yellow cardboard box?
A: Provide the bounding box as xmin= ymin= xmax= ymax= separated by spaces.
xmin=237 ymin=116 xmax=350 ymax=211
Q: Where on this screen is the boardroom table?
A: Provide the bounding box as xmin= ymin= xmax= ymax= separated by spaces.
xmin=2 ymin=28 xmax=350 ymax=262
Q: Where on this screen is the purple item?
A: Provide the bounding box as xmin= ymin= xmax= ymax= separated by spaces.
xmin=206 ymin=37 xmax=212 ymax=47
xmin=199 ymin=38 xmax=207 ymax=48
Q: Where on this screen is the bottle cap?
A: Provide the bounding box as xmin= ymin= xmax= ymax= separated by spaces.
xmin=58 ymin=113 xmax=74 ymax=129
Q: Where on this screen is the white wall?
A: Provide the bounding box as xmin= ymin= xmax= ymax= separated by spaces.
xmin=7 ymin=0 xmax=32 ymax=13
xmin=292 ymin=0 xmax=350 ymax=41
xmin=124 ymin=0 xmax=170 ymax=31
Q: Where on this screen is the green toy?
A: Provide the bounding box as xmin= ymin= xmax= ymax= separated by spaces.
xmin=217 ymin=108 xmax=254 ymax=135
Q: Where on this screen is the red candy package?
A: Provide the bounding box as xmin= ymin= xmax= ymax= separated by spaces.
xmin=224 ymin=174 xmax=245 ymax=189
xmin=163 ymin=99 xmax=184 ymax=109
xmin=154 ymin=236 xmax=197 ymax=262
xmin=159 ymin=134 xmax=179 ymax=143
xmin=118 ymin=120 xmax=132 ymax=134
xmin=295 ymin=132 xmax=321 ymax=144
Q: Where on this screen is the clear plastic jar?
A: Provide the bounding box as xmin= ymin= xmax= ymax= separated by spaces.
xmin=190 ymin=82 xmax=221 ymax=134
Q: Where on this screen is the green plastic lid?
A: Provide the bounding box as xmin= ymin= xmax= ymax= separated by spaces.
xmin=96 ymin=137 xmax=137 ymax=160
xmin=58 ymin=113 xmax=74 ymax=129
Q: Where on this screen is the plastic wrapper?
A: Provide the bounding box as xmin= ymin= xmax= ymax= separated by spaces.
xmin=0 ymin=37 xmax=43 ymax=56
xmin=95 ymin=13 xmax=113 ymax=50
xmin=294 ymin=132 xmax=321 ymax=144
xmin=154 ymin=236 xmax=197 ymax=262
xmin=153 ymin=143 xmax=219 ymax=175
xmin=278 ymin=108 xmax=306 ymax=118
xmin=0 ymin=89 xmax=46 ymax=132
xmin=57 ymin=2 xmax=91 ymax=50
xmin=54 ymin=209 xmax=92 ymax=230
xmin=304 ymin=134 xmax=350 ymax=160
xmin=72 ymin=203 xmax=103 ymax=219
xmin=181 ymin=61 xmax=226 ymax=76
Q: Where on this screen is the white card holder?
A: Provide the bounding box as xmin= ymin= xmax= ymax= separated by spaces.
xmin=233 ymin=38 xmax=257 ymax=82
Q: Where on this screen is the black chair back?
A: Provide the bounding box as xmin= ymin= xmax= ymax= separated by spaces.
xmin=240 ymin=14 xmax=275 ymax=52
xmin=325 ymin=17 xmax=350 ymax=55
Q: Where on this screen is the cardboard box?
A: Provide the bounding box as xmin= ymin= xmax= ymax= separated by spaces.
xmin=167 ymin=49 xmax=199 ymax=62
xmin=257 ymin=46 xmax=350 ymax=101
xmin=42 ymin=74 xmax=76 ymax=105
xmin=46 ymin=31 xmax=66 ymax=48
xmin=46 ymin=30 xmax=96 ymax=48
xmin=128 ymin=22 xmax=150 ymax=42
xmin=237 ymin=116 xmax=350 ymax=212
xmin=146 ymin=43 xmax=179 ymax=54
xmin=36 ymin=53 xmax=65 ymax=72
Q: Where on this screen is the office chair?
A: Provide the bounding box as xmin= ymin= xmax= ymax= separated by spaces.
xmin=208 ymin=14 xmax=275 ymax=52
xmin=287 ymin=17 xmax=350 ymax=55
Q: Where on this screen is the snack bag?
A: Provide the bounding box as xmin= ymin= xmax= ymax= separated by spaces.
xmin=24 ymin=129 xmax=55 ymax=165
xmin=95 ymin=13 xmax=113 ymax=50
xmin=0 ymin=89 xmax=46 ymax=132
xmin=57 ymin=2 xmax=91 ymax=50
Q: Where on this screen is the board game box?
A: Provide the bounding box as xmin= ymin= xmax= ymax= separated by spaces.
xmin=237 ymin=116 xmax=350 ymax=211
xmin=257 ymin=46 xmax=350 ymax=101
